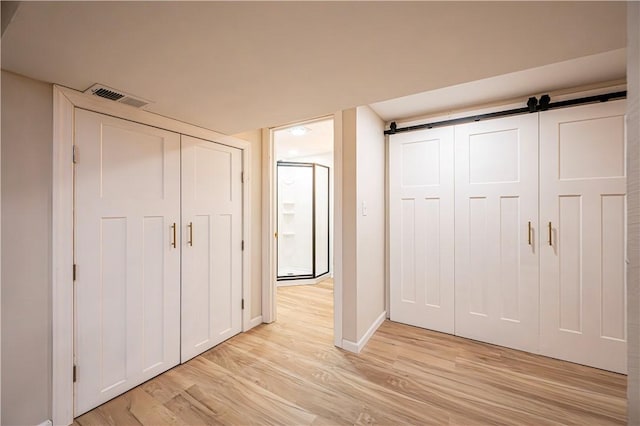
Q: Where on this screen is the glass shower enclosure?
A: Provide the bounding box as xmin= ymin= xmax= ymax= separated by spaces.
xmin=277 ymin=161 xmax=330 ymax=281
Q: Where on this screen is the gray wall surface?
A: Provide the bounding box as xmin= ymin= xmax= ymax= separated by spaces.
xmin=1 ymin=70 xmax=53 ymax=425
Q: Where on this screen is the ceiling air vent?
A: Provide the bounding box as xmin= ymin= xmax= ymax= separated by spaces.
xmin=84 ymin=84 xmax=152 ymax=109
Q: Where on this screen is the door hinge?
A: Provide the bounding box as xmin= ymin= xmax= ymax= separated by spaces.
xmin=241 ymin=240 xmax=245 ymax=251
xmin=241 ymin=172 xmax=244 ymax=183
xmin=73 ymin=264 xmax=77 ymax=281
xmin=241 ymin=299 xmax=245 ymax=310
xmin=72 ymin=145 xmax=78 ymax=164
xmin=73 ymin=365 xmax=77 ymax=383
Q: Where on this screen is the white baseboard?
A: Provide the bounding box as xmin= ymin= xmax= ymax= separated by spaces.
xmin=248 ymin=315 xmax=263 ymax=329
xmin=341 ymin=310 xmax=386 ymax=354
xmin=38 ymin=420 xmax=53 ymax=426
xmin=341 ymin=339 xmax=359 ymax=353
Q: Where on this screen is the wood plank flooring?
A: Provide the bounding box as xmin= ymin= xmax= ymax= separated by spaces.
xmin=75 ymin=279 xmax=627 ymax=425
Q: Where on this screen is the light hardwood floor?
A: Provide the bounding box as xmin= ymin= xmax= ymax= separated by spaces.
xmin=75 ymin=279 xmax=626 ymax=425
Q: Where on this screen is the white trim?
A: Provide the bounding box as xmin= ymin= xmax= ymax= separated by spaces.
xmin=241 ymin=146 xmax=253 ymax=332
xmin=0 ymin=62 xmax=3 ymax=423
xmin=341 ymin=311 xmax=386 ymax=354
xmin=261 ymin=127 xmax=276 ymax=323
xmin=385 ymin=132 xmax=391 ymax=319
xmin=331 ymin=111 xmax=343 ymax=348
xmin=340 ymin=339 xmax=360 ymax=354
xmin=38 ymin=420 xmax=53 ymax=426
xmin=332 ymin=112 xmax=343 ymax=348
xmin=248 ymin=315 xmax=264 ymax=329
xmin=52 ymin=88 xmax=75 ymax=426
xmin=52 ymin=85 xmax=252 ymax=425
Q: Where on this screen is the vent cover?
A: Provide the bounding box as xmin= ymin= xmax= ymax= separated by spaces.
xmin=84 ymin=84 xmax=151 ymax=109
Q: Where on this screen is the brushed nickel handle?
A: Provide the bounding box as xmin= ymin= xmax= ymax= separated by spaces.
xmin=528 ymin=221 xmax=532 ymax=245
xmin=171 ymin=223 xmax=176 ymax=248
xmin=188 ymin=222 xmax=193 ymax=246
xmin=548 ymin=222 xmax=553 ymax=246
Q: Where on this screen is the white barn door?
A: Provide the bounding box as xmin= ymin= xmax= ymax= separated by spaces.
xmin=181 ymin=135 xmax=243 ymax=362
xmin=389 ymin=127 xmax=455 ymax=334
xmin=74 ymin=109 xmax=181 ymax=415
xmin=539 ymin=100 xmax=627 ymax=373
xmin=454 ymin=114 xmax=539 ymax=352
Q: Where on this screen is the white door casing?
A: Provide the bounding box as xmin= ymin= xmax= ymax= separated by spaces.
xmin=74 ymin=109 xmax=181 ymax=415
xmin=389 ymin=127 xmax=455 ymax=333
xmin=539 ymin=100 xmax=627 ymax=373
xmin=454 ymin=114 xmax=539 ymax=353
xmin=181 ymin=135 xmax=243 ymax=362
xmin=53 ymin=86 xmax=252 ymax=426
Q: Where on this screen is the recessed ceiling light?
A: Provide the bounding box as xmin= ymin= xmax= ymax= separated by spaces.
xmin=288 ymin=126 xmax=310 ymax=136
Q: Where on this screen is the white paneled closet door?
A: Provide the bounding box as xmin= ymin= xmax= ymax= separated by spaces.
xmin=389 ymin=127 xmax=455 ymax=334
xmin=454 ymin=114 xmax=539 ymax=352
xmin=181 ymin=135 xmax=243 ymax=362
xmin=539 ymin=100 xmax=627 ymax=373
xmin=74 ymin=109 xmax=181 ymax=416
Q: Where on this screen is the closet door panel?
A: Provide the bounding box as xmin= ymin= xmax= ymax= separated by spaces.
xmin=454 ymin=114 xmax=539 ymax=353
xmin=181 ymin=135 xmax=243 ymax=362
xmin=211 ymin=213 xmax=234 ymax=335
xmin=389 ymin=127 xmax=455 ymax=334
xmin=74 ymin=109 xmax=181 ymax=416
xmin=539 ymin=100 xmax=627 ymax=373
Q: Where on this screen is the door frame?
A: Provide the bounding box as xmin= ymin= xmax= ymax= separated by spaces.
xmin=261 ymin=115 xmax=343 ymax=348
xmin=52 ymin=85 xmax=253 ymax=425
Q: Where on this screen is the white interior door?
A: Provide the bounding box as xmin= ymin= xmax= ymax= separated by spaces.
xmin=181 ymin=135 xmax=243 ymax=362
xmin=539 ymin=100 xmax=627 ymax=373
xmin=389 ymin=127 xmax=455 ymax=334
xmin=454 ymin=114 xmax=539 ymax=352
xmin=74 ymin=109 xmax=181 ymax=416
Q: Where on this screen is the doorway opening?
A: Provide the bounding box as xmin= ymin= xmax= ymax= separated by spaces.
xmin=268 ymin=117 xmax=335 ymax=334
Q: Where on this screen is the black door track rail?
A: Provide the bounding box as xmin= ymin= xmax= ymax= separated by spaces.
xmin=384 ymin=91 xmax=627 ymax=136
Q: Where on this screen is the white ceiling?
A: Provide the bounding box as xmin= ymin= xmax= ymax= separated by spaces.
xmin=1 ymin=2 xmax=627 ymax=134
xmin=275 ymin=119 xmax=334 ymax=162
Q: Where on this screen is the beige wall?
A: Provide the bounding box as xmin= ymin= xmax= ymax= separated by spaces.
xmin=230 ymin=129 xmax=263 ymax=320
xmin=339 ymin=106 xmax=386 ymax=345
xmin=1 ymin=70 xmax=53 ymax=425
xmin=628 ymin=2 xmax=640 ymax=424
xmin=355 ymin=106 xmax=386 ymax=338
xmin=340 ymin=108 xmax=358 ymax=342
